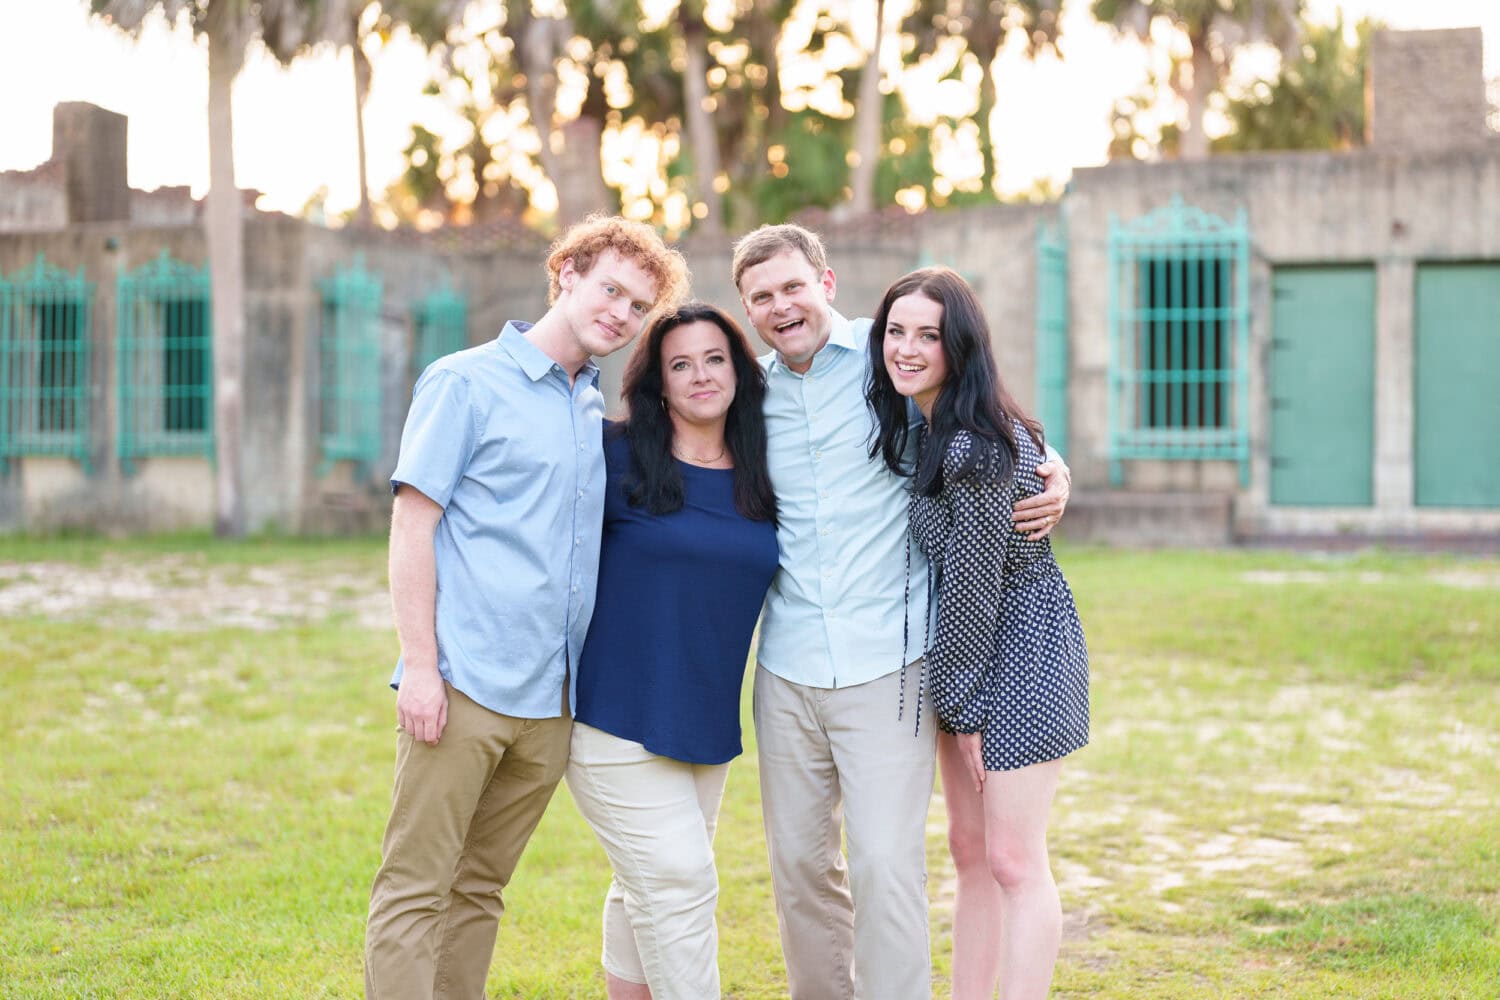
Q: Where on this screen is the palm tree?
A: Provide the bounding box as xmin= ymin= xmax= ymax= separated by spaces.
xmin=835 ymin=0 xmax=889 ymax=221
xmin=88 ymin=0 xmax=302 ymax=534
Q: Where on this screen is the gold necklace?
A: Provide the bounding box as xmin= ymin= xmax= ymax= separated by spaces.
xmin=673 ymin=443 xmax=727 ymax=465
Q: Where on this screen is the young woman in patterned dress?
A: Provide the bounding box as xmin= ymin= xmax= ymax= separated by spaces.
xmin=865 ymin=267 xmax=1089 ymax=1000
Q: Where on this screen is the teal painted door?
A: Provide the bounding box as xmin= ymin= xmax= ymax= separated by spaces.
xmin=1269 ymin=267 xmax=1375 ymax=506
xmin=1416 ymin=264 xmax=1500 ymax=507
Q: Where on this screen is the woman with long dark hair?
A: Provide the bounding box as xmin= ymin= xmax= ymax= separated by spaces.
xmin=866 ymin=267 xmax=1089 ymax=1000
xmin=566 ymin=302 xmax=779 ymax=1000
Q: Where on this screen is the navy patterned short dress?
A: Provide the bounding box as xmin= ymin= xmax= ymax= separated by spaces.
xmin=910 ymin=422 xmax=1089 ymax=772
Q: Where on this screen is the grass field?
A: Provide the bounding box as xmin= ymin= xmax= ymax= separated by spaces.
xmin=2 ymin=536 xmax=1497 ymax=998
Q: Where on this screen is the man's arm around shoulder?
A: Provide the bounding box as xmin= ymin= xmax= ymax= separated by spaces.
xmin=1013 ymin=445 xmax=1072 ymax=540
xmin=390 ymin=486 xmax=448 ymax=745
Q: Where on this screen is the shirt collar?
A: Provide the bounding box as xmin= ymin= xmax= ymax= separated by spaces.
xmin=499 ymin=320 xmax=601 ymax=386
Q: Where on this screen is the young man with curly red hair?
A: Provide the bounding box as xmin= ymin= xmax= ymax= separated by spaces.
xmin=364 ymin=216 xmax=689 ymax=1000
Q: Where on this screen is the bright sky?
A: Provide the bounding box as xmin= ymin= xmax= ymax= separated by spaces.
xmin=0 ymin=0 xmax=1495 ymax=220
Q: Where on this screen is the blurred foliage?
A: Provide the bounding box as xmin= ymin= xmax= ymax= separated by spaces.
xmin=1093 ymin=0 xmax=1304 ymax=159
xmin=382 ymin=0 xmax=1078 ymax=234
xmin=1214 ymin=14 xmax=1376 ymax=153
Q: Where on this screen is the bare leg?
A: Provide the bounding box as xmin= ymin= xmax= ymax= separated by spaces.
xmin=606 ymin=972 xmax=652 ymax=1000
xmin=938 ymin=732 xmax=1003 ymax=999
xmin=983 ymin=758 xmax=1064 ymax=1000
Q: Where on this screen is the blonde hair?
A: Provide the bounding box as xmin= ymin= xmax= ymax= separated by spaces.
xmin=731 ymin=223 xmax=828 ymax=291
xmin=545 ymin=215 xmax=690 ymax=313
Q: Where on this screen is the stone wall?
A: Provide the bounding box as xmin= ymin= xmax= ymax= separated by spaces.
xmin=1368 ymin=28 xmax=1489 ymax=151
xmin=0 ymin=218 xmax=535 ymax=534
xmin=52 ymin=103 xmax=131 ymax=224
xmin=0 ymin=163 xmax=68 ymax=232
xmin=1062 ymin=142 xmax=1500 ymax=539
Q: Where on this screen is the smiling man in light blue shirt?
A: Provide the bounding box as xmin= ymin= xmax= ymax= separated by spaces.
xmin=364 ymin=217 xmax=688 ymax=1000
xmin=733 ymin=224 xmax=1070 ymax=1000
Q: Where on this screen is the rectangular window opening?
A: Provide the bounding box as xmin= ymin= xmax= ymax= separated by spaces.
xmin=159 ymin=296 xmax=210 ymax=433
xmin=34 ymin=299 xmax=84 ymax=434
xmin=1135 ymin=253 xmax=1233 ymax=432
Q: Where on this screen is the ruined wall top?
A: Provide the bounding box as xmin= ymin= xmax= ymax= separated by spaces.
xmin=1367 ymin=28 xmax=1490 ymax=151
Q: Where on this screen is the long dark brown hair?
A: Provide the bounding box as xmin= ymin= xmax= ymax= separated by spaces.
xmin=865 ymin=267 xmax=1043 ymax=496
xmin=616 ymin=301 xmax=777 ymax=523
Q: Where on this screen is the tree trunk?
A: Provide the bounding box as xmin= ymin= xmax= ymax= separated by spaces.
xmin=351 ymin=15 xmax=372 ymax=226
xmin=973 ymin=26 xmax=1001 ymax=196
xmin=1181 ymin=27 xmax=1216 ymax=159
xmin=205 ymin=0 xmax=246 ymax=536
xmin=727 ymin=0 xmax=791 ymax=229
xmin=836 ymin=0 xmax=885 ymax=220
xmin=553 ymin=113 xmax=611 ymax=227
xmin=679 ymin=3 xmax=723 ymax=236
xmin=517 ymin=12 xmax=572 ymax=222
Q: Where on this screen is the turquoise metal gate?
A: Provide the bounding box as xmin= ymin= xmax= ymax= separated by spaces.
xmin=318 ymin=256 xmax=384 ymax=475
xmin=1035 ymin=219 xmax=1069 ymax=456
xmin=116 ymin=251 xmax=214 ymax=473
xmin=0 ymin=255 xmax=95 ymax=473
xmin=1106 ymin=197 xmax=1251 ymax=486
xmin=412 ymin=283 xmax=468 ymax=376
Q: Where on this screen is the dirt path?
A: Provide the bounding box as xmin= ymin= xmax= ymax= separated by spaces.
xmin=0 ymin=556 xmax=391 ymax=631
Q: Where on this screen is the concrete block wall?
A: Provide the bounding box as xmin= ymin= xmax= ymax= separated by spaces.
xmin=0 ymin=166 xmax=68 ymax=232
xmin=1063 ymin=144 xmax=1500 ymax=539
xmin=0 ymin=218 xmax=557 ymax=534
xmin=0 ymin=225 xmax=215 ymax=532
xmin=1368 ymin=28 xmax=1489 ymax=151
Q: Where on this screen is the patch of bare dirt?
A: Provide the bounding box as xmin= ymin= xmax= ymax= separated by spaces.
xmin=0 ymin=557 xmax=390 ymax=631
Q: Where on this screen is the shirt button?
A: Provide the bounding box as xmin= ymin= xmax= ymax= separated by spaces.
xmin=813 ymin=450 xmax=823 ymax=460
xmin=572 ymin=585 xmax=579 ymax=594
xmin=574 ymin=537 xmax=581 ymax=546
xmin=819 ymin=527 xmax=831 ymax=536
xmin=820 ymin=490 xmax=830 ymax=499
xmin=577 ymin=490 xmax=584 ymax=498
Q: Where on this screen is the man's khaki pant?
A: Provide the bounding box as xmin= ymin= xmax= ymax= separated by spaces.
xmin=753 ymin=662 xmax=937 ymax=1000
xmin=364 ymin=684 xmax=572 ymax=1000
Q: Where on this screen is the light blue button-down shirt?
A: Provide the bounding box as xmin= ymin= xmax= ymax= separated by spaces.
xmin=389 ymin=322 xmax=603 ymax=719
xmin=757 ymin=311 xmax=932 ymax=688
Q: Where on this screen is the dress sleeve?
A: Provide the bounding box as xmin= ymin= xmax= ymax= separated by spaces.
xmin=925 ymin=433 xmax=1012 ymax=733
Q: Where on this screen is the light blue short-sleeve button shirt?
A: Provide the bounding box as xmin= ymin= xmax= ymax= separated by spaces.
xmin=389 ymin=321 xmax=604 ymax=719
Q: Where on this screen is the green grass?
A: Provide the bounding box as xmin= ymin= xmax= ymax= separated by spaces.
xmin=2 ymin=538 xmax=1497 ymax=997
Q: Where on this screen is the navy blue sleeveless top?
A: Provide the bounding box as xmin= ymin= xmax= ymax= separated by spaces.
xmin=574 ymin=428 xmax=779 ymax=765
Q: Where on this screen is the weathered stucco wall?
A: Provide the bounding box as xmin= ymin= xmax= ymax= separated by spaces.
xmin=1063 ymin=143 xmax=1500 ymax=538
xmin=3 ymin=144 xmax=1498 ymax=540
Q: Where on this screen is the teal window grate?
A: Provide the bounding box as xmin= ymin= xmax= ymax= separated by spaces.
xmin=318 ymin=256 xmax=383 ymax=475
xmin=0 ymin=255 xmax=95 ymax=473
xmin=1035 ymin=219 xmax=1069 ymax=456
xmin=1106 ymin=196 xmax=1251 ymax=486
xmin=116 ymin=251 xmax=213 ymax=472
xmin=412 ymin=284 xmax=468 ymax=376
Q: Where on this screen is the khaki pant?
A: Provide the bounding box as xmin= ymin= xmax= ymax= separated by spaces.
xmin=565 ymin=722 xmax=730 ymax=999
xmin=364 ymin=684 xmax=572 ymax=1000
xmin=753 ymin=662 xmax=937 ymax=1000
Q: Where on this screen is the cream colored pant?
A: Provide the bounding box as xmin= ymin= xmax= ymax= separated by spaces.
xmin=565 ymin=722 xmax=731 ymax=1000
xmin=364 ymin=684 xmax=572 ymax=1000
xmin=753 ymin=662 xmax=936 ymax=1000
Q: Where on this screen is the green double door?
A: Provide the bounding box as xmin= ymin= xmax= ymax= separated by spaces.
xmin=1269 ymin=267 xmax=1375 ymax=506
xmin=1415 ymin=264 xmax=1500 ymax=507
